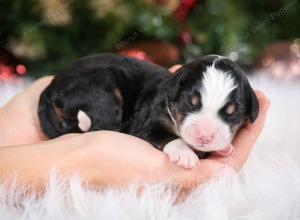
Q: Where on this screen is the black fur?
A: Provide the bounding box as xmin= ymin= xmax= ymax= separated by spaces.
xmin=38 ymin=54 xmax=258 ymax=150
xmin=38 ymin=53 xmax=170 ymax=138
xmin=129 ymin=55 xmax=259 ymax=148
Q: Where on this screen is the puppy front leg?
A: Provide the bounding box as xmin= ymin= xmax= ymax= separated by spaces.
xmin=163 ymin=138 xmax=199 ymax=169
xmin=133 ymin=123 xmax=177 ymax=150
xmin=133 ymin=123 xmax=199 ymax=168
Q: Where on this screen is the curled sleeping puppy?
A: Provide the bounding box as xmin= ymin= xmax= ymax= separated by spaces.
xmin=38 ymin=53 xmax=170 ymax=138
xmin=38 ymin=54 xmax=258 ymax=169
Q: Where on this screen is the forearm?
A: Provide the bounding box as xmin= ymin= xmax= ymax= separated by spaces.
xmin=0 ymin=134 xmax=87 ymax=191
xmin=0 ymin=131 xmax=171 ymax=191
xmin=0 ymin=98 xmax=47 ymax=146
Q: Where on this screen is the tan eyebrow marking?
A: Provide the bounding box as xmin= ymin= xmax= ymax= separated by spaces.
xmin=191 ymin=95 xmax=199 ymax=106
xmin=53 ymin=104 xmax=63 ymax=123
xmin=226 ymin=103 xmax=236 ymax=114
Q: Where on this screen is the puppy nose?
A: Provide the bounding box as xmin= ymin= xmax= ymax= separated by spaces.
xmin=197 ymin=133 xmax=214 ymax=144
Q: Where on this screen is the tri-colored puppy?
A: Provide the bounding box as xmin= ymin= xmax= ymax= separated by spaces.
xmin=38 ymin=53 xmax=170 ymax=138
xmin=38 ymin=54 xmax=258 ymax=168
xmin=131 ymin=55 xmax=259 ymax=168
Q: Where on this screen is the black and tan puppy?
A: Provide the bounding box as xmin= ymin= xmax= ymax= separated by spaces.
xmin=38 ymin=53 xmax=170 ymax=138
xmin=130 ymin=55 xmax=259 ymax=168
xmin=39 ymin=54 xmax=258 ymax=169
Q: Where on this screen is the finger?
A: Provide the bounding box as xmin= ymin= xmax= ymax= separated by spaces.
xmin=26 ymin=76 xmax=54 ymax=94
xmin=234 ymin=91 xmax=270 ymax=146
xmin=169 ymin=64 xmax=182 ymax=73
xmin=244 ymin=90 xmax=270 ymax=132
xmin=173 ymin=159 xmax=235 ymax=202
xmin=213 ymin=91 xmax=270 ymax=170
xmin=167 ymin=159 xmax=225 ymax=190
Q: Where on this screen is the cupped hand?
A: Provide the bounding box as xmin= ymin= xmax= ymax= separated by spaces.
xmin=0 ymin=76 xmax=54 ymax=145
xmin=0 ymin=66 xmax=270 ymax=193
xmin=77 ymin=67 xmax=270 ymax=190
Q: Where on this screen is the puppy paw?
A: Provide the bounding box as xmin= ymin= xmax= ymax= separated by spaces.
xmin=163 ymin=139 xmax=199 ymax=169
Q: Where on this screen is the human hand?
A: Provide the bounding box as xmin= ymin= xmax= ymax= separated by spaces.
xmin=0 ymin=66 xmax=269 ymax=194
xmin=0 ymin=76 xmax=54 ymax=146
xmin=74 ymin=91 xmax=269 ymax=190
xmin=74 ymin=67 xmax=270 ymax=191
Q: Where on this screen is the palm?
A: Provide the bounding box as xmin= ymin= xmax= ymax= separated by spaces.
xmin=0 ymin=77 xmax=53 ymax=145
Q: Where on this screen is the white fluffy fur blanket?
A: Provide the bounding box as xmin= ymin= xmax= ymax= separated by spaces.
xmin=1 ymin=74 xmax=300 ymax=220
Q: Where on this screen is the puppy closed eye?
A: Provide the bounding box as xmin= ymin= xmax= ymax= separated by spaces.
xmin=225 ymin=103 xmax=236 ymax=115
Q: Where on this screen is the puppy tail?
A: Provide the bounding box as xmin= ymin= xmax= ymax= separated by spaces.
xmin=38 ymin=87 xmax=66 ymax=139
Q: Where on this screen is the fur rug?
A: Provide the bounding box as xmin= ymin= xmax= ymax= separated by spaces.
xmin=1 ymin=73 xmax=300 ymax=220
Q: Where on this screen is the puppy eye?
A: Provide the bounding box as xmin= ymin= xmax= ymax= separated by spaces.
xmin=190 ymin=95 xmax=200 ymax=106
xmin=225 ymin=103 xmax=236 ymax=115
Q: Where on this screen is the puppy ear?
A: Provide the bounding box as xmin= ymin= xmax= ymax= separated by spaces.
xmin=165 ymin=68 xmax=187 ymax=101
xmin=77 ymin=110 xmax=92 ymax=132
xmin=244 ymin=83 xmax=259 ymax=123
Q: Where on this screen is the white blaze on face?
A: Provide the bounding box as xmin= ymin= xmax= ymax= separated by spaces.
xmin=179 ymin=64 xmax=237 ymax=151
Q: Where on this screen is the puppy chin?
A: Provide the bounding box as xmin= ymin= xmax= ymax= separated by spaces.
xmin=182 ymin=137 xmax=233 ymax=152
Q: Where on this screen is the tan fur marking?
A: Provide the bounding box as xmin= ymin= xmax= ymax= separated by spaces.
xmin=114 ymin=88 xmax=123 ymax=105
xmin=164 ymin=103 xmax=183 ymax=135
xmin=226 ymin=103 xmax=236 ymax=115
xmin=53 ymin=104 xmax=63 ymax=123
xmin=162 ymin=119 xmax=176 ymax=134
xmin=191 ymin=95 xmax=199 ymax=106
xmin=171 ymin=104 xmax=183 ymax=123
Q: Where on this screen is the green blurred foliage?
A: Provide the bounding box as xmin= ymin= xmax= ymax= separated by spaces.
xmin=0 ymin=0 xmax=299 ymax=76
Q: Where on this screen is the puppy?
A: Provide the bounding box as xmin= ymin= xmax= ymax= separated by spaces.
xmin=38 ymin=53 xmax=170 ymax=138
xmin=38 ymin=54 xmax=258 ymax=169
xmin=130 ymin=55 xmax=259 ymax=168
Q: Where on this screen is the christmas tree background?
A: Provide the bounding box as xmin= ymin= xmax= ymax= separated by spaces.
xmin=0 ymin=0 xmax=299 ymax=78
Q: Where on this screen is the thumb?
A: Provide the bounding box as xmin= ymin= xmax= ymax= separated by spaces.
xmin=164 ymin=159 xmax=225 ymax=189
xmin=210 ymin=91 xmax=270 ymax=171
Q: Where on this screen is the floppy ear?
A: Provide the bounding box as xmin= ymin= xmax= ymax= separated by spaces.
xmin=244 ymin=82 xmax=259 ymax=123
xmin=165 ymin=68 xmax=187 ymax=101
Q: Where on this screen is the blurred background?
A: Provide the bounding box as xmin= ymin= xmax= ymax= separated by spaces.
xmin=0 ymin=0 xmax=300 ymax=80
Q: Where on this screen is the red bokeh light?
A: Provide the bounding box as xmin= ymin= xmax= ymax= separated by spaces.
xmin=16 ymin=64 xmax=27 ymax=75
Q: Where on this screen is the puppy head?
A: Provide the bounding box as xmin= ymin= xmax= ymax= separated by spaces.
xmin=165 ymin=55 xmax=259 ymax=152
